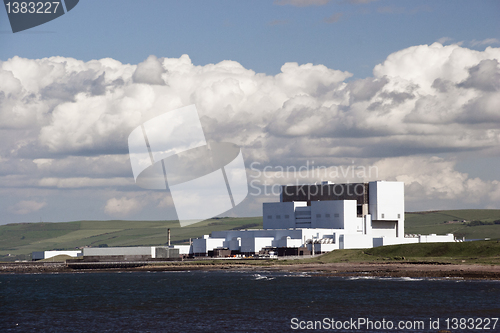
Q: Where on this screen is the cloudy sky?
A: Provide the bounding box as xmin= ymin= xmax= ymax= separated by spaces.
xmin=0 ymin=0 xmax=499 ymax=224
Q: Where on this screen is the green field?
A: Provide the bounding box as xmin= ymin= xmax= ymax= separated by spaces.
xmin=1 ymin=209 xmax=500 ymax=261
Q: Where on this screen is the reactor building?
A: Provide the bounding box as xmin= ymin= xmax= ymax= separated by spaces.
xmin=192 ymin=181 xmax=455 ymax=256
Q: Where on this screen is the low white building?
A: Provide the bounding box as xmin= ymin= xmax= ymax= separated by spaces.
xmin=82 ymin=246 xmax=185 ymax=259
xmin=193 ymin=181 xmax=456 ymax=256
xmin=32 ymin=250 xmax=82 ymax=261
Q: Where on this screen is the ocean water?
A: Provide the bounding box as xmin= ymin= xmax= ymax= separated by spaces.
xmin=1 ymin=271 xmax=499 ymax=332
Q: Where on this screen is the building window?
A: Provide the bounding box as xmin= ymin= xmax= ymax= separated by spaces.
xmin=267 ymin=215 xmax=272 ymax=219
xmin=276 ymin=215 xmax=281 ymax=219
xmin=284 ymin=215 xmax=290 ymax=219
xmin=381 ymin=214 xmax=384 ymax=218
xmin=325 ymin=214 xmax=330 ymax=218
xmin=316 ymin=214 xmax=321 ymax=218
xmin=334 ymin=213 xmax=339 ymax=218
xmin=398 ymin=214 xmax=401 ymax=218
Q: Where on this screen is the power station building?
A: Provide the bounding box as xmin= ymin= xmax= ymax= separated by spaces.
xmin=193 ymin=181 xmax=455 ymax=256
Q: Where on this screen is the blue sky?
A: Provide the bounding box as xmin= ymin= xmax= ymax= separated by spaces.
xmin=1 ymin=0 xmax=498 ymax=78
xmin=0 ymin=0 xmax=499 ymax=224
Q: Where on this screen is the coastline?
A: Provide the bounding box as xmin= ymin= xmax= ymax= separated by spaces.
xmin=2 ymin=261 xmax=500 ymax=280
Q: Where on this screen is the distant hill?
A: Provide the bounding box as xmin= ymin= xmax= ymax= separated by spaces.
xmin=1 ymin=209 xmax=499 ymax=261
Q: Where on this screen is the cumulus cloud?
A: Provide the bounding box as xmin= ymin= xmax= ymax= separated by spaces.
xmin=132 ymin=55 xmax=166 ymax=85
xmin=9 ymin=200 xmax=46 ymax=214
xmin=1 ymin=43 xmax=500 ymax=221
xmin=457 ymin=59 xmax=500 ymax=92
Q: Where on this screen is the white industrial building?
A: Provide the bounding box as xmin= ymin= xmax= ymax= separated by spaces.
xmin=193 ymin=181 xmax=455 ymax=256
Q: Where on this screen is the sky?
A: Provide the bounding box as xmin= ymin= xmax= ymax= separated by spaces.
xmin=0 ymin=0 xmax=499 ymax=224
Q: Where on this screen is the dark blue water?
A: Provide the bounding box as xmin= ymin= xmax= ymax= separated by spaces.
xmin=1 ymin=271 xmax=499 ymax=332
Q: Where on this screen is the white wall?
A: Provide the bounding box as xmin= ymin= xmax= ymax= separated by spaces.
xmin=313 ymin=243 xmax=338 ymax=253
xmin=173 ymin=245 xmax=191 ymax=255
xmin=343 ymin=201 xmax=362 ymax=234
xmin=341 ymin=234 xmax=373 ymax=249
xmin=311 ymin=200 xmax=345 ymax=229
xmin=364 ymin=214 xmax=372 ymax=235
xmin=373 ymin=237 xmax=419 ymax=247
xmin=272 ymin=236 xmax=303 ymax=248
xmin=263 ymin=202 xmax=297 ymax=229
xmin=371 ymin=220 xmax=397 ymax=237
xmin=419 ymin=234 xmax=455 ymax=243
xmin=33 ymin=250 xmax=82 ymax=260
xmin=83 ymin=247 xmax=154 ymax=257
xmin=369 ymin=181 xmax=405 ymax=237
xmin=223 ymin=237 xmax=241 ymax=251
xmin=294 ymin=203 xmax=311 ymax=228
xmin=241 ymin=236 xmax=274 ymax=253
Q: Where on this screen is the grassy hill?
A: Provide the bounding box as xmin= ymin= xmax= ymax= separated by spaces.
xmin=0 ymin=217 xmax=263 ymax=261
xmin=1 ymin=209 xmax=500 ymax=262
xmin=405 ymin=209 xmax=500 ymax=239
xmin=300 ymin=240 xmax=500 ymax=265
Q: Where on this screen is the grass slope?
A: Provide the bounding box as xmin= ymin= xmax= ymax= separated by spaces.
xmin=301 ymin=240 xmax=500 ymax=265
xmin=405 ymin=209 xmax=500 ymax=239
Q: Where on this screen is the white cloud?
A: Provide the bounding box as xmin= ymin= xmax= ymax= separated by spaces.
xmin=9 ymin=200 xmax=46 ymax=214
xmin=470 ymin=38 xmax=500 ymax=47
xmin=132 ymin=55 xmax=166 ymax=85
xmin=373 ymin=156 xmax=500 ymax=209
xmin=1 ymin=43 xmax=500 ymax=220
xmin=436 ymin=37 xmax=452 ymax=45
xmin=104 ymin=197 xmax=143 ymax=216
xmin=38 ymin=177 xmax=132 ymax=188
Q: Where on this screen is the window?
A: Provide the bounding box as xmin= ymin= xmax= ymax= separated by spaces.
xmin=398 ymin=214 xmax=401 ymax=218
xmin=325 ymin=214 xmax=331 ymax=218
xmin=284 ymin=215 xmax=290 ymax=219
xmin=276 ymin=215 xmax=281 ymax=219
xmin=267 ymin=215 xmax=272 ymax=219
xmin=316 ymin=214 xmax=321 ymax=218
xmin=334 ymin=213 xmax=339 ymax=218
xmin=381 ymin=214 xmax=385 ymax=218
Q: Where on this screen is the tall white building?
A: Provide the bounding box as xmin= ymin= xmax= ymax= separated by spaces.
xmin=192 ymin=181 xmax=454 ymax=256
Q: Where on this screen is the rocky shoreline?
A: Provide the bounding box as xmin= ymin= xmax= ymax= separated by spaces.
xmin=2 ymin=261 xmax=500 ymax=280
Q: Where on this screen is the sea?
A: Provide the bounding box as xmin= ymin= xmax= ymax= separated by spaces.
xmin=1 ymin=271 xmax=499 ymax=332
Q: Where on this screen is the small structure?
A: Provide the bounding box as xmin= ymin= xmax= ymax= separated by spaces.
xmin=82 ymin=246 xmax=180 ymax=261
xmin=32 ymin=250 xmax=82 ymax=261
